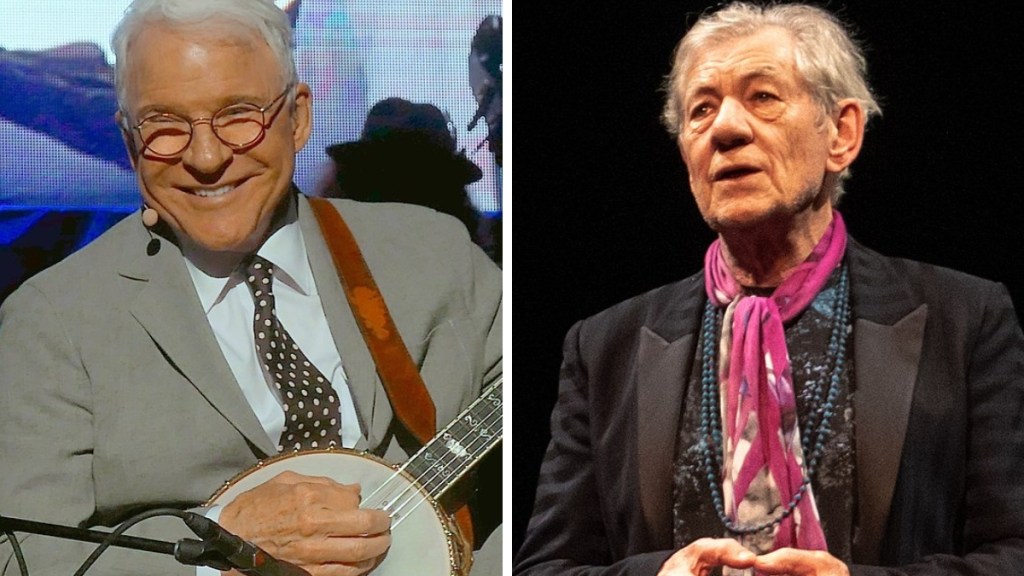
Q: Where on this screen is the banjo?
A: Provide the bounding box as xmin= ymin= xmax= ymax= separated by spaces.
xmin=206 ymin=376 xmax=502 ymax=576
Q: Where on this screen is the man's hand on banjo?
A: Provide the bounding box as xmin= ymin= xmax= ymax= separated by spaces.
xmin=217 ymin=470 xmax=392 ymax=576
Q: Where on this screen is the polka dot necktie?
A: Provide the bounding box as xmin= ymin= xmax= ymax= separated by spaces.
xmin=243 ymin=255 xmax=342 ymax=452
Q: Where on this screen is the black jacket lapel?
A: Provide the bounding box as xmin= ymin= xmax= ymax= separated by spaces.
xmin=847 ymin=239 xmax=926 ymax=564
xmin=635 ymin=274 xmax=704 ymax=548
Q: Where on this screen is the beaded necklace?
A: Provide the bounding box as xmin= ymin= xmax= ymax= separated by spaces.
xmin=697 ymin=264 xmax=850 ymax=535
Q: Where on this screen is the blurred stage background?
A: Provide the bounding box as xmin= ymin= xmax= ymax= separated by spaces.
xmin=513 ymin=1 xmax=1022 ymax=559
xmin=0 ymin=0 xmax=503 ymax=300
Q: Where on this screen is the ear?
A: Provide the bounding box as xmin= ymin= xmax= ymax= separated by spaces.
xmin=825 ymin=99 xmax=865 ymax=173
xmin=291 ymin=82 xmax=313 ymax=153
xmin=115 ymin=110 xmax=139 ymax=170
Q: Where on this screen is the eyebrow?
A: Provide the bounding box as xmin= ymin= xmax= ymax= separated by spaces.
xmin=134 ymin=93 xmax=269 ymax=119
xmin=684 ymin=65 xmax=787 ymax=104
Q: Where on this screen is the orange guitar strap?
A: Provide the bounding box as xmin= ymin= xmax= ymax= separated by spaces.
xmin=308 ymin=197 xmax=475 ymax=548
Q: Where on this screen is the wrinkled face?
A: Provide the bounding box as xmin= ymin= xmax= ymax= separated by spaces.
xmin=676 ymin=28 xmax=834 ymax=232
xmin=119 ymin=23 xmax=311 ymax=255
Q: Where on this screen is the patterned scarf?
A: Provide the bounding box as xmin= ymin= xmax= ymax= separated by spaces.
xmin=703 ymin=211 xmax=847 ymax=552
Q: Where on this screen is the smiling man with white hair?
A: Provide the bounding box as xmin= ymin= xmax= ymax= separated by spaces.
xmin=0 ymin=1 xmax=502 ymax=574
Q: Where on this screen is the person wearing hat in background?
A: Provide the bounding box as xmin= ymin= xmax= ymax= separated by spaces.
xmin=323 ymin=97 xmax=501 ymax=265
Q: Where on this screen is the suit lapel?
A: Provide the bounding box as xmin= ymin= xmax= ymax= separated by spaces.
xmin=847 ymin=239 xmax=925 ymax=564
xmin=122 ymin=223 xmax=278 ymax=456
xmin=635 ymin=275 xmax=704 ymax=549
xmin=297 ymin=195 xmax=389 ymax=451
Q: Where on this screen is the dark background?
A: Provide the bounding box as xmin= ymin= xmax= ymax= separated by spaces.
xmin=512 ymin=1 xmax=1023 ymax=558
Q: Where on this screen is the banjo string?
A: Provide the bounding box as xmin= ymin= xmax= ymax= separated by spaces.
xmin=390 ymin=393 xmax=502 ymax=510
xmin=384 ymin=408 xmax=502 ymax=528
xmin=372 ymin=407 xmax=502 ymax=526
xmin=361 ymin=377 xmax=503 ymax=526
xmin=361 ymin=392 xmax=501 ymax=511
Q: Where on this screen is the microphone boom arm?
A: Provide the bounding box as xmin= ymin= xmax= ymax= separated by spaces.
xmin=0 ymin=514 xmax=234 ymax=571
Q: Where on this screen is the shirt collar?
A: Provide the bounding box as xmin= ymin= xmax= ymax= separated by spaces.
xmin=185 ymin=205 xmax=316 ymax=315
xmin=257 ymin=215 xmax=315 ymax=297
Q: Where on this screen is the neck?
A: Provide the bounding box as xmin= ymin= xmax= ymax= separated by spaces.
xmin=180 ymin=244 xmax=251 ymax=278
xmin=718 ymin=205 xmax=833 ymax=288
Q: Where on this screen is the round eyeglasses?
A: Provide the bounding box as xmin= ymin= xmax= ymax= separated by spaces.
xmin=126 ymin=84 xmax=294 ymax=158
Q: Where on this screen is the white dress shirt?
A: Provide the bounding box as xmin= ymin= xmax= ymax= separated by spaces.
xmin=184 ymin=219 xmax=363 ymax=450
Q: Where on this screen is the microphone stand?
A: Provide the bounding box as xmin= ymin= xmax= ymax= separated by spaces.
xmin=2 ymin=516 xmax=175 ymax=554
xmin=0 ymin=514 xmax=233 ymax=571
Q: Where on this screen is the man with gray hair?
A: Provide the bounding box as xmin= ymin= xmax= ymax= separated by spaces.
xmin=0 ymin=0 xmax=502 ymax=574
xmin=514 ymin=2 xmax=1024 ymax=575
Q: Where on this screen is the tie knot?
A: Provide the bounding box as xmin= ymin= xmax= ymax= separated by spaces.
xmin=244 ymin=255 xmax=275 ymax=296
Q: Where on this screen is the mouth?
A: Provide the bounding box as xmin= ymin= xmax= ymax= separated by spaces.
xmin=713 ymin=166 xmax=761 ymax=181
xmin=182 ymin=180 xmax=245 ymax=198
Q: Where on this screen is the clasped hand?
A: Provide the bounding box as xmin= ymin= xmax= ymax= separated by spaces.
xmin=218 ymin=471 xmax=392 ymax=576
xmin=657 ymin=538 xmax=850 ymax=576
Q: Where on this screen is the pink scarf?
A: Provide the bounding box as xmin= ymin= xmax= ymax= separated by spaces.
xmin=703 ymin=212 xmax=847 ymax=552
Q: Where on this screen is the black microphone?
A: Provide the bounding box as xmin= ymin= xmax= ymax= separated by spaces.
xmin=467 ymin=83 xmax=497 ymax=132
xmin=173 ymin=538 xmax=234 ymax=571
xmin=181 ymin=513 xmax=311 ymax=576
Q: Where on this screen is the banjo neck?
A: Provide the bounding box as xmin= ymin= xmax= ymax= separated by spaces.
xmin=396 ymin=376 xmax=503 ymax=502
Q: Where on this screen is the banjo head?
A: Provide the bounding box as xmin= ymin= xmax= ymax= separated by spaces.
xmin=207 ymin=448 xmax=472 ymax=576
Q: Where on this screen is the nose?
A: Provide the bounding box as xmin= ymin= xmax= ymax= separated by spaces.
xmin=709 ymin=97 xmax=753 ymax=150
xmin=182 ymin=119 xmax=232 ymax=177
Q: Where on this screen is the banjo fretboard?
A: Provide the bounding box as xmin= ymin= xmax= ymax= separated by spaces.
xmin=362 ymin=376 xmax=503 ymax=523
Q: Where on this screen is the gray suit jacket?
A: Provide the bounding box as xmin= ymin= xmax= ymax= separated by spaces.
xmin=514 ymin=239 xmax=1024 ymax=575
xmin=0 ymin=194 xmax=502 ymax=575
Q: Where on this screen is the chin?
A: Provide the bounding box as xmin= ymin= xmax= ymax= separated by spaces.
xmin=179 ymin=225 xmax=262 ymax=256
xmin=704 ymin=204 xmax=783 ymax=233
xmin=205 ymin=236 xmax=261 ymax=255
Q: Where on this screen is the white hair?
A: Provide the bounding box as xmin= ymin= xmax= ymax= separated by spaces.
xmin=112 ymin=0 xmax=297 ymax=115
